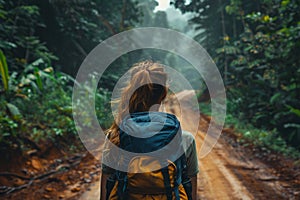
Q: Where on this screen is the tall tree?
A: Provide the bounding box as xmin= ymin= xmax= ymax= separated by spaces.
xmin=35 ymin=0 xmax=141 ymax=75
xmin=0 ymin=0 xmax=141 ymax=76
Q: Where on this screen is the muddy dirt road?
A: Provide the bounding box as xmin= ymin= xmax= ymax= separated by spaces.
xmin=80 ymin=90 xmax=299 ymax=200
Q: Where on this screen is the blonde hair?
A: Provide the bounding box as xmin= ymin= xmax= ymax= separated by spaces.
xmin=107 ymin=60 xmax=168 ymax=145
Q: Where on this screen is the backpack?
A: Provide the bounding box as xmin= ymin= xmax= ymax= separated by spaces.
xmin=105 ymin=112 xmax=192 ymax=200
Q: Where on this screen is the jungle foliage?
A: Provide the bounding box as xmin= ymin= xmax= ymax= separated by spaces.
xmin=0 ymin=0 xmax=139 ymax=152
xmin=172 ymin=0 xmax=300 ymax=150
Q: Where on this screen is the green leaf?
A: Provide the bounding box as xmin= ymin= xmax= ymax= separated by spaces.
xmin=18 ymin=5 xmax=39 ymax=15
xmin=284 ymin=123 xmax=300 ymax=128
xmin=6 ymin=103 xmax=22 ymax=119
xmin=286 ymin=105 xmax=300 ymax=117
xmin=34 ymin=68 xmax=43 ymax=90
xmin=26 ymin=58 xmax=44 ymax=72
xmin=0 ymin=50 xmax=9 ymax=91
xmin=29 ymin=81 xmax=41 ymax=93
xmin=39 ymin=70 xmax=57 ymax=83
xmin=281 ymin=0 xmax=290 ymax=7
xmin=270 ymin=93 xmax=281 ymax=104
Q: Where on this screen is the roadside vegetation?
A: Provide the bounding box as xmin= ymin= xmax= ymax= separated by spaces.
xmin=199 ymin=101 xmax=300 ymax=159
xmin=176 ymin=0 xmax=300 ymax=158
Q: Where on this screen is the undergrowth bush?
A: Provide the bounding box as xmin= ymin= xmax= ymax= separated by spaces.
xmin=198 ymin=99 xmax=300 ymax=159
xmin=0 ymin=58 xmax=112 ymax=154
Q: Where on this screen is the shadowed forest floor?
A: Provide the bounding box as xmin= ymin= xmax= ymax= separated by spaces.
xmin=1 ymin=91 xmax=299 ymax=199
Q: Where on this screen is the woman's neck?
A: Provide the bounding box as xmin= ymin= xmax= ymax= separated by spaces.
xmin=149 ymin=104 xmax=161 ymax=112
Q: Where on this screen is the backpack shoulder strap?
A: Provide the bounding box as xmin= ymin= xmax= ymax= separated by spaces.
xmin=180 ymin=154 xmax=192 ymax=200
xmin=116 ymin=171 xmax=128 ymax=200
xmin=161 ymin=166 xmax=173 ymax=200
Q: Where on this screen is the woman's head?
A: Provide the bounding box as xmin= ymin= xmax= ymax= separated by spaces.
xmin=126 ymin=60 xmax=168 ymax=113
xmin=108 ymin=60 xmax=168 ymax=143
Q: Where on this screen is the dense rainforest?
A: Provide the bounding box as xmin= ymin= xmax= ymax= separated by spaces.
xmin=0 ymin=0 xmax=300 ymax=199
xmin=172 ymin=0 xmax=300 ymax=152
xmin=0 ymin=0 xmax=299 ymax=185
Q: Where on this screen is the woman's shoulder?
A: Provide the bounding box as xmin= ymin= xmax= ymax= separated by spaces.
xmin=182 ymin=130 xmax=195 ymax=141
xmin=181 ymin=130 xmax=196 ymax=153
